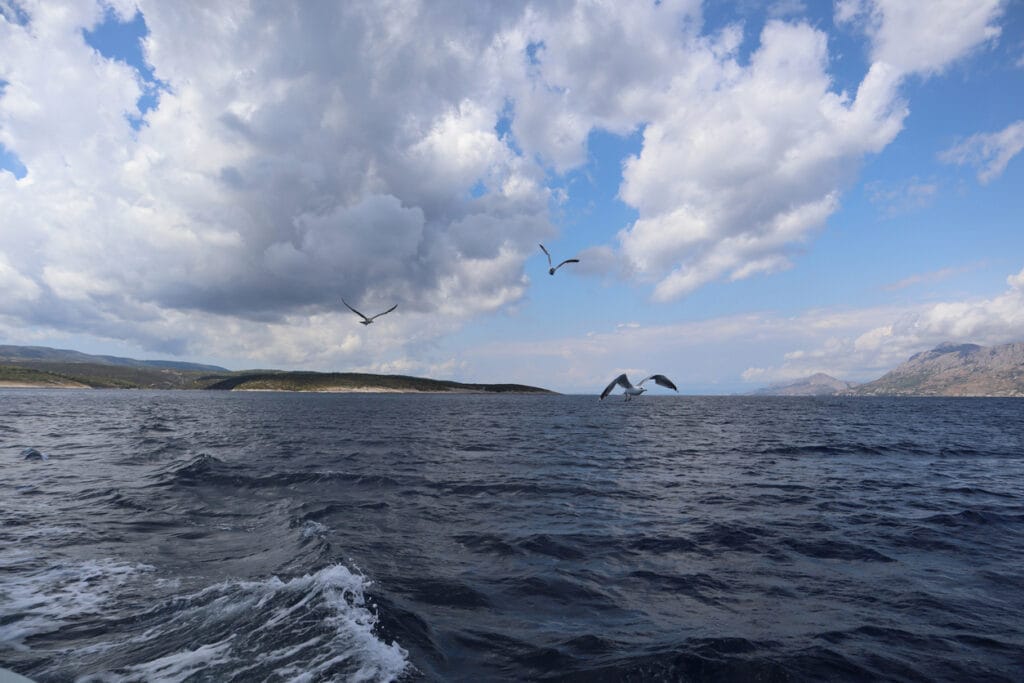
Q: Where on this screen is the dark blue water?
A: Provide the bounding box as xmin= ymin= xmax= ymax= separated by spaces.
xmin=2 ymin=390 xmax=1023 ymax=681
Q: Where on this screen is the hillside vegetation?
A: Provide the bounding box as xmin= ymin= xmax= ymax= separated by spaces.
xmin=0 ymin=365 xmax=91 ymax=388
xmin=0 ymin=345 xmax=552 ymax=393
xmin=202 ymin=371 xmax=551 ymax=393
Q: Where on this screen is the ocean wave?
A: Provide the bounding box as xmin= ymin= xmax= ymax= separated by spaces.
xmin=923 ymin=509 xmax=1024 ymax=528
xmin=0 ymin=557 xmax=155 ymax=651
xmin=21 ymin=563 xmax=407 ymax=683
xmin=152 ymin=455 xmax=401 ymax=490
xmin=5 ymin=391 xmax=1024 ymax=680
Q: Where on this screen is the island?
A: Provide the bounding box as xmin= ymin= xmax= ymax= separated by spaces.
xmin=0 ymin=345 xmax=553 ymax=394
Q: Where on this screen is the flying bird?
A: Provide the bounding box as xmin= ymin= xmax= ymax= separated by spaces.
xmin=600 ymin=373 xmax=678 ymax=401
xmin=342 ymin=299 xmax=397 ymax=326
xmin=539 ymin=243 xmax=580 ymax=275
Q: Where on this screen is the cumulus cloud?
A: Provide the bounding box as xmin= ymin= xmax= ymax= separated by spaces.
xmin=608 ymin=0 xmax=1002 ymax=301
xmin=940 ymin=119 xmax=1024 ymax=184
xmin=0 ymin=0 xmax=1011 ymax=371
xmin=0 ymin=0 xmax=548 ymax=365
xmin=835 ymin=0 xmax=1003 ymax=76
xmin=618 ymin=27 xmax=905 ymax=299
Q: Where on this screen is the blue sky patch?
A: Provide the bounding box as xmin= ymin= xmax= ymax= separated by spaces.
xmin=0 ymin=1 xmax=29 ymax=27
xmin=82 ymin=7 xmax=166 ymax=129
xmin=0 ymin=143 xmax=28 ymax=179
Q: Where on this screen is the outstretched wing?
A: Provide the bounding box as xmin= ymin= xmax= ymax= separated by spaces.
xmin=639 ymin=374 xmax=678 ymax=392
xmin=538 ymin=243 xmax=552 ymax=267
xmin=342 ymin=299 xmax=369 ymax=321
xmin=368 ymin=303 xmax=398 ymax=321
xmin=600 ymin=373 xmax=632 ymax=400
xmin=553 ymin=258 xmax=580 ymax=272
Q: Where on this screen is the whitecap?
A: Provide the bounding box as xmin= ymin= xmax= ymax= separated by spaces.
xmin=301 ymin=520 xmax=329 ymax=539
xmin=0 ymin=558 xmax=155 ymax=651
xmin=69 ymin=563 xmax=408 ymax=683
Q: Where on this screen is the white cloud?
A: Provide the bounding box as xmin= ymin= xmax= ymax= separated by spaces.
xmin=755 ymin=265 xmax=1024 ymax=383
xmin=836 ymin=0 xmax=1004 ymax=76
xmin=609 ymin=0 xmax=1002 ymax=301
xmin=506 ymin=0 xmax=705 ymax=172
xmin=882 ymin=263 xmax=980 ymax=291
xmin=834 ymin=0 xmax=866 ymax=26
xmin=741 ymin=367 xmax=767 ymax=381
xmin=866 ymin=177 xmax=938 ymax=217
xmin=465 ymin=304 xmax=911 ymax=392
xmin=940 ymin=119 xmax=1024 ymax=184
xmin=0 ymin=252 xmax=41 ymax=304
xmin=768 ymin=1 xmax=807 ymax=20
xmin=617 ymin=24 xmax=906 ymax=299
xmin=1008 ymin=267 xmax=1024 ymax=290
xmin=459 ymin=265 xmax=1024 ymax=392
xmin=0 ymin=0 xmax=547 ymax=367
xmin=0 ymin=1 xmax=1013 ymax=372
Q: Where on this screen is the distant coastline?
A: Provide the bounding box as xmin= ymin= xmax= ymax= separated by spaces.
xmin=0 ymin=383 xmax=541 ymax=394
xmin=0 ymin=345 xmax=553 ymax=394
xmin=231 ymin=386 xmax=544 ymax=394
xmin=0 ymin=381 xmax=90 ymax=389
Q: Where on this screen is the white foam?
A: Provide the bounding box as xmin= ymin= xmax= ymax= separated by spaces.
xmin=76 ymin=563 xmax=408 ymax=683
xmin=0 ymin=557 xmax=155 ymax=651
xmin=96 ymin=638 xmax=237 ymax=683
xmin=301 ymin=520 xmax=329 ymax=538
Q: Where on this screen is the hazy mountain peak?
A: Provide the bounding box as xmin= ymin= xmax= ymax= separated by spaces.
xmin=752 ymin=373 xmax=856 ymax=396
xmin=854 ymin=340 xmax=1024 ymax=396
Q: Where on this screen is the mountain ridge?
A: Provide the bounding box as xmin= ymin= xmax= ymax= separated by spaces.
xmin=751 ymin=340 xmax=1024 ymax=397
xmin=850 ymin=340 xmax=1024 ymax=397
xmin=0 ymin=345 xmax=228 ymax=372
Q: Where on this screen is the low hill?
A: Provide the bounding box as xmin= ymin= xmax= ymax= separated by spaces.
xmin=0 ymin=345 xmax=552 ymax=393
xmin=0 ymin=360 xmax=217 ymax=389
xmin=202 ymin=371 xmax=552 ymax=393
xmin=0 ymin=343 xmax=225 ymax=389
xmin=0 ymin=365 xmax=91 ymax=388
xmin=851 ymin=341 xmax=1024 ymax=397
xmin=752 ymin=373 xmax=857 ymax=396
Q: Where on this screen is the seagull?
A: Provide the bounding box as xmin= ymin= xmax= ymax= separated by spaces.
xmin=342 ymin=299 xmax=397 ymax=326
xmin=600 ymin=373 xmax=678 ymax=401
xmin=539 ymin=243 xmax=580 ymax=275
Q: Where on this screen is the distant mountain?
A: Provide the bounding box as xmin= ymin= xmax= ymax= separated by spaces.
xmin=752 ymin=372 xmax=857 ymax=396
xmin=851 ymin=341 xmax=1024 ymax=397
xmin=0 ymin=345 xmax=227 ymax=372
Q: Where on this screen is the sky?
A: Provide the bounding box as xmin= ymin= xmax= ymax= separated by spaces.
xmin=1 ymin=0 xmax=1023 ymax=394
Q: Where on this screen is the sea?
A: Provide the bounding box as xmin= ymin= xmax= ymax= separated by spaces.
xmin=1 ymin=389 xmax=1022 ymax=682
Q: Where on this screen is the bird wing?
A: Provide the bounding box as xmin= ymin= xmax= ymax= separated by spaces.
xmin=639 ymin=374 xmax=678 ymax=392
xmin=368 ymin=303 xmax=398 ymax=321
xmin=600 ymin=373 xmax=632 ymax=400
xmin=342 ymin=299 xmax=369 ymax=321
xmin=553 ymin=258 xmax=580 ymax=272
xmin=538 ymin=243 xmax=552 ymax=266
